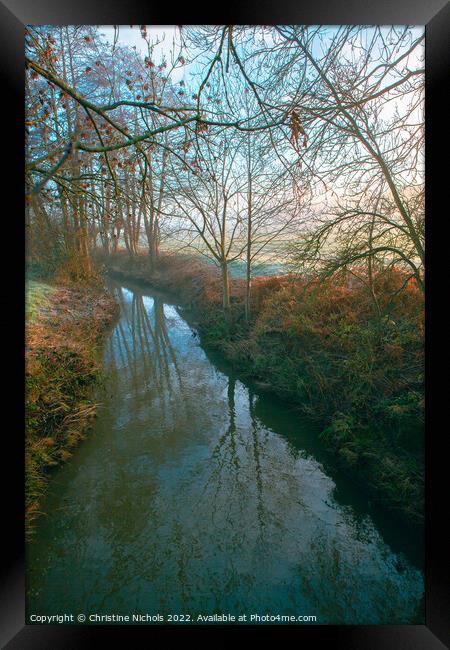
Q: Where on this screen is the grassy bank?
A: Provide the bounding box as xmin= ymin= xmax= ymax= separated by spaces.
xmin=99 ymin=249 xmax=424 ymax=523
xmin=26 ymin=278 xmax=118 ymax=537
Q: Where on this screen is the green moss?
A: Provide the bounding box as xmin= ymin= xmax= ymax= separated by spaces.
xmin=26 ymin=280 xmax=56 ymax=323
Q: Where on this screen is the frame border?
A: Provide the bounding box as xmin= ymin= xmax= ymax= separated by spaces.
xmin=2 ymin=1 xmax=449 ymax=646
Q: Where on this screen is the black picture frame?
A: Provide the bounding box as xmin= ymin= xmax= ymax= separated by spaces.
xmin=2 ymin=1 xmax=449 ymax=647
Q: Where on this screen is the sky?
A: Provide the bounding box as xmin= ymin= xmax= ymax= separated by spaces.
xmin=97 ymin=25 xmax=424 ymax=100
xmin=96 ymin=24 xmax=424 ymax=187
xmin=99 ymin=26 xmax=189 ymax=82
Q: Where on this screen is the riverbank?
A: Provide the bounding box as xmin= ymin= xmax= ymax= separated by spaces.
xmin=25 ymin=278 xmax=118 ymax=536
xmin=98 ymin=249 xmax=424 ymax=523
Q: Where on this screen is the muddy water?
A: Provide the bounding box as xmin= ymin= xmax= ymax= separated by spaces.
xmin=27 ymin=279 xmax=424 ymax=624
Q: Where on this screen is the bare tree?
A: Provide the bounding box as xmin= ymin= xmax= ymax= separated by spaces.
xmin=269 ymin=26 xmax=425 ymax=292
xmin=166 ymin=129 xmax=247 ymax=312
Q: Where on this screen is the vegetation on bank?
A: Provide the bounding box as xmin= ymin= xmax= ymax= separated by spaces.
xmin=25 ymin=276 xmax=118 ymax=536
xmin=101 ymin=250 xmax=424 ymax=522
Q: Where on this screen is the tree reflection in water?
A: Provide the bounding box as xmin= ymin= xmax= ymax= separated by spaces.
xmin=26 ymin=281 xmax=424 ymax=624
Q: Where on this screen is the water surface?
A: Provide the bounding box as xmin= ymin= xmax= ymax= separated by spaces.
xmin=27 ymin=279 xmax=424 ymax=624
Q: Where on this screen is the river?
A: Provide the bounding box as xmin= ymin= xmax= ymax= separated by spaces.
xmin=27 ymin=278 xmax=424 ymax=625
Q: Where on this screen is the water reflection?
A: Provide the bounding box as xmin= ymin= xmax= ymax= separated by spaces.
xmin=27 ymin=281 xmax=424 ymax=624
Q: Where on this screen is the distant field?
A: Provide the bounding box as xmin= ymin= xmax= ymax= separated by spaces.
xmin=227 ymin=259 xmax=286 ymax=278
xmin=160 ymin=253 xmax=287 ymax=278
xmin=156 ymin=237 xmax=290 ymax=278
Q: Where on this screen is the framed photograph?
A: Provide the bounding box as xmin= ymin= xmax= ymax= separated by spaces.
xmin=2 ymin=0 xmax=448 ymax=647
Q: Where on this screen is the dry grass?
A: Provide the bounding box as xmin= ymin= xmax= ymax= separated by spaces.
xmin=25 ymin=279 xmax=118 ymax=537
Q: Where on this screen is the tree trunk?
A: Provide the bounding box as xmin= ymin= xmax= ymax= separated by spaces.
xmin=245 ymin=264 xmax=252 ymax=322
xmin=222 ymin=261 xmax=230 ymax=312
xmin=245 ymin=164 xmax=252 ymax=321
